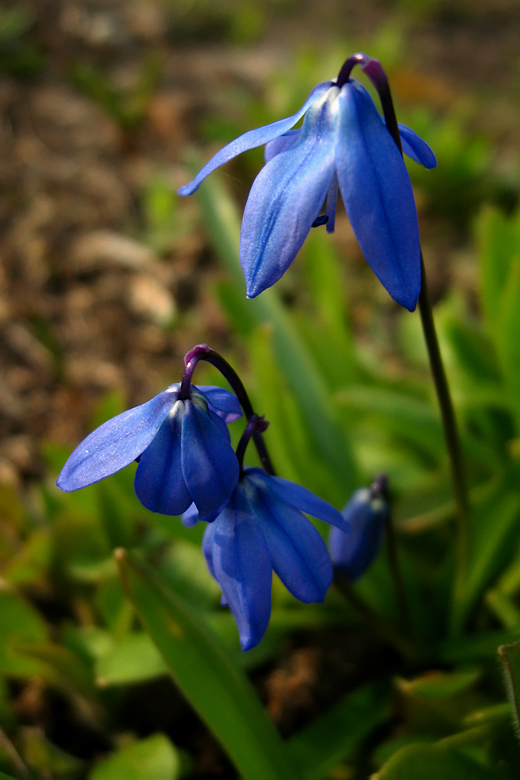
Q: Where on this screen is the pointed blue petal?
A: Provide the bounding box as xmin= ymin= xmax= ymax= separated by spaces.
xmin=264 ymin=129 xmax=300 ymax=163
xmin=134 ymin=408 xmax=192 ymax=515
xmin=240 ymin=89 xmax=339 ymax=298
xmin=181 ymin=404 xmax=239 ymax=518
xmin=178 ymin=82 xmax=332 ymax=196
xmin=196 ymin=385 xmax=242 ymax=423
xmin=249 ymin=479 xmax=332 ymax=602
xmin=398 ymin=123 xmax=437 ymax=169
xmin=336 ymin=81 xmax=421 ymax=311
xmin=181 ymin=502 xmax=199 ymax=527
xmin=246 ymin=468 xmax=348 ymax=530
xmin=203 ymin=487 xmax=272 ymax=651
xmin=57 ymin=390 xmax=176 ymax=491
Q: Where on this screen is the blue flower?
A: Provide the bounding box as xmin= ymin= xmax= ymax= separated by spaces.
xmin=195 ymin=467 xmax=349 ymax=651
xmin=178 ymin=70 xmax=436 ymax=311
xmin=329 ymin=486 xmax=388 ymax=582
xmin=57 ymin=384 xmax=242 ymax=520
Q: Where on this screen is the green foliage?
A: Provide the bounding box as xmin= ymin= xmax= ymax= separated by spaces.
xmin=5 ymin=16 xmax=520 ymax=779
xmin=89 ymin=734 xmax=181 ymax=780
xmin=116 ymin=550 xmax=301 ymax=780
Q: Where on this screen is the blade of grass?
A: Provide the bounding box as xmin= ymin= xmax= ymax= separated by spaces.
xmin=192 ymin=164 xmax=358 ymax=495
xmin=116 ymin=549 xmax=300 ymax=780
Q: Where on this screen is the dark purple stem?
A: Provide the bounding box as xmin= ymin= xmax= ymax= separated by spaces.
xmin=236 ymin=415 xmax=275 ymax=477
xmin=336 ymin=53 xmax=402 ymax=154
xmin=179 ymin=344 xmax=276 ymax=476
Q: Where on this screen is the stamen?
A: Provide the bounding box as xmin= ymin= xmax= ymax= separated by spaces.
xmin=312 ymin=215 xmax=329 ymax=228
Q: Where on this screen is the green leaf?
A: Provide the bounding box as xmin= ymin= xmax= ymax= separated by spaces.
xmin=0 ymin=586 xmax=48 ymax=676
xmin=451 ymin=471 xmax=520 ymax=633
xmin=289 ymin=682 xmax=389 ymax=780
xmin=373 ymin=743 xmax=497 ymax=780
xmin=89 ymin=734 xmax=180 ymax=780
xmin=20 ymin=726 xmax=85 ymax=779
xmin=485 ymin=589 xmax=520 ymax=629
xmin=498 ymin=641 xmax=520 ymax=737
xmin=496 ymin=258 xmax=520 ymax=432
xmin=441 ymin=629 xmax=520 ymax=664
xmin=96 ymin=633 xmax=167 ymax=687
xmin=478 ymin=207 xmax=517 ymax=338
xmin=116 ymin=549 xmax=300 ymax=780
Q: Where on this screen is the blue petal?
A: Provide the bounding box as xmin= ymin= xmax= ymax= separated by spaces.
xmin=240 ymin=88 xmax=339 ymax=298
xmin=181 ymin=404 xmax=239 ymax=519
xmin=246 ymin=468 xmax=348 ymax=531
xmin=248 ymin=477 xmax=332 ymax=602
xmin=336 ymin=81 xmax=421 ymax=311
xmin=134 ymin=406 xmax=192 ymax=515
xmin=329 ymin=488 xmax=387 ymax=581
xmin=56 ymin=389 xmax=176 ymax=492
xmin=264 ymin=129 xmax=300 ymax=163
xmin=202 ymin=487 xmax=272 ymax=651
xmin=196 ymin=385 xmax=242 ymax=423
xmin=181 ymin=502 xmax=199 ymax=527
xmin=398 ymin=123 xmax=437 ymax=169
xmin=178 ymin=82 xmax=332 ymax=196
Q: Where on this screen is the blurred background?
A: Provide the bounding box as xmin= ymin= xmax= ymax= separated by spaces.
xmin=2 ymin=1 xmax=520 ymax=778
xmin=2 ymin=0 xmax=519 ymax=487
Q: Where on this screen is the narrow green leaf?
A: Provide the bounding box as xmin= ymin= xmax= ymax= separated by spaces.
xmin=478 ymin=206 xmax=516 ymax=338
xmin=0 ymin=586 xmax=49 ymax=676
xmin=451 ymin=471 xmax=520 ymax=632
xmin=89 ymin=734 xmax=180 ymax=780
xmin=498 ymin=641 xmax=520 ymax=737
xmin=440 ymin=629 xmax=520 ymax=664
xmin=496 ymin=259 xmax=520 ymax=432
xmin=373 ymin=742 xmax=497 ymax=780
xmin=192 ymin=165 xmax=358 ymax=494
xmin=116 ymin=549 xmax=300 ymax=780
xmin=485 ymin=589 xmax=520 ymax=630
xmin=289 ymin=682 xmax=389 ymax=780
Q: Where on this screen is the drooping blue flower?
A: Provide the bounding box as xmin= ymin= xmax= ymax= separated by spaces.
xmin=178 ymin=65 xmax=436 ymax=311
xmin=57 ymin=384 xmax=242 ymax=520
xmin=329 ymin=485 xmax=388 ymax=582
xmin=194 ymin=466 xmax=349 ymax=651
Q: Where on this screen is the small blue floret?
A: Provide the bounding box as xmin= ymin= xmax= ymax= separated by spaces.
xmin=198 ymin=467 xmax=349 ymax=651
xmin=56 ymin=384 xmax=242 ymax=520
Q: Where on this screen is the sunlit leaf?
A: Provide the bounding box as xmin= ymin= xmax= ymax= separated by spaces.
xmin=96 ymin=633 xmax=167 ymax=687
xmin=89 ymin=734 xmax=180 ymax=780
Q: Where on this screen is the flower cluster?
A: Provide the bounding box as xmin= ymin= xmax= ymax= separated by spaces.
xmin=57 ymin=350 xmax=350 ymax=651
xmin=58 ymin=54 xmax=425 ymax=651
xmin=179 ymin=54 xmax=435 ymax=311
xmin=198 ymin=467 xmax=348 ymax=650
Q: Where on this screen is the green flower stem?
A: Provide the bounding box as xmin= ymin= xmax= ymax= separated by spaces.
xmin=418 ymin=254 xmax=470 ymax=633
